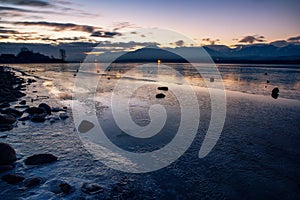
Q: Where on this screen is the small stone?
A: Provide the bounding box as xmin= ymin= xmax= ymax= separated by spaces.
xmin=81 ymin=182 xmax=104 ymax=194
xmin=59 ymin=182 xmax=72 ymax=194
xmin=19 ymin=100 xmax=26 ymax=105
xmin=271 ymin=87 xmax=279 ymax=99
xmin=24 ymin=154 xmax=58 ymax=165
xmin=48 ymin=180 xmax=73 ymax=194
xmin=1 ymin=174 xmax=25 ymax=184
xmin=156 ymin=93 xmax=165 ymax=99
xmin=157 ymin=86 xmax=168 ymax=91
xmin=0 ymin=142 xmax=16 ymax=165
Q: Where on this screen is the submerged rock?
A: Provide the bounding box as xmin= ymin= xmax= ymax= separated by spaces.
xmin=2 ymin=108 xmax=23 ymax=117
xmin=78 ymin=120 xmax=95 ymax=133
xmin=157 ymin=86 xmax=168 ymax=91
xmin=38 ymin=103 xmax=51 ymax=115
xmin=156 ymin=93 xmax=165 ymax=99
xmin=81 ymin=182 xmax=104 ymax=194
xmin=0 ymin=142 xmax=16 ymax=165
xmin=23 ymin=177 xmax=43 ymax=187
xmin=19 ymin=100 xmax=26 ymax=105
xmin=24 ymin=153 xmax=58 ymax=165
xmin=1 ymin=174 xmax=25 ymax=184
xmin=31 ymin=113 xmax=47 ymax=122
xmin=48 ymin=179 xmax=73 ymax=194
xmin=59 ymin=113 xmax=68 ymax=120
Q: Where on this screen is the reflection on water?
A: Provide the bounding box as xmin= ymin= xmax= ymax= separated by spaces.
xmin=9 ymin=63 xmax=300 ymax=100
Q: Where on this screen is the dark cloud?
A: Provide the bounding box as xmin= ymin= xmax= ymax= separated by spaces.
xmin=239 ymin=35 xmax=265 ymax=44
xmin=0 ymin=5 xmax=34 ymax=12
xmin=0 ymin=29 xmax=20 ymax=34
xmin=174 ymin=40 xmax=184 ymax=47
xmin=202 ymin=38 xmax=220 ymax=45
xmin=287 ymin=35 xmax=300 ymax=42
xmin=11 ymin=21 xmax=97 ymax=33
xmin=0 ymin=0 xmax=52 ymax=7
xmin=91 ymin=31 xmax=121 ymax=38
xmin=113 ymin=22 xmax=135 ymax=31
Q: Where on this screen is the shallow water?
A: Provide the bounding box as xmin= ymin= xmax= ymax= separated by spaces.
xmin=0 ymin=63 xmax=299 ymax=199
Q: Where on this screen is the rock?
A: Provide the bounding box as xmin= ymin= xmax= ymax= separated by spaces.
xmin=31 ymin=113 xmax=47 ymax=122
xmin=0 ymin=165 xmax=14 ymax=173
xmin=271 ymin=87 xmax=279 ymax=99
xmin=27 ymin=78 xmax=36 ymax=84
xmin=1 ymin=174 xmax=25 ymax=184
xmin=0 ymin=103 xmax=10 ymax=108
xmin=210 ymin=77 xmax=214 ymax=82
xmin=0 ymin=114 xmax=16 ymax=124
xmin=19 ymin=100 xmax=26 ymax=105
xmin=63 ymin=106 xmax=67 ymax=110
xmin=24 ymin=154 xmax=58 ymax=165
xmin=14 ymin=105 xmax=30 ymax=109
xmin=48 ymin=180 xmax=73 ymax=194
xmin=0 ymin=134 xmax=8 ymax=138
xmin=2 ymin=108 xmax=23 ymax=117
xmin=0 ymin=142 xmax=16 ymax=165
xmin=266 ymin=80 xmax=270 ymax=84
xmin=81 ymin=182 xmax=104 ymax=194
xmin=38 ymin=103 xmax=51 ymax=115
xmin=0 ymin=124 xmax=13 ymax=132
xmin=18 ymin=113 xmax=31 ymax=121
xmin=156 ymin=93 xmax=165 ymax=99
xmin=26 ymin=107 xmax=46 ymax=115
xmin=157 ymin=86 xmax=168 ymax=91
xmin=78 ymin=120 xmax=95 ymax=133
xmin=59 ymin=113 xmax=68 ymax=120
xmin=265 ymin=72 xmax=268 ymax=75
xmin=51 ymin=107 xmax=63 ymax=112
xmin=23 ymin=177 xmax=43 ymax=187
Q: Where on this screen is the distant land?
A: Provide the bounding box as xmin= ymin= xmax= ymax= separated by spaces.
xmin=0 ymin=42 xmax=300 ymax=64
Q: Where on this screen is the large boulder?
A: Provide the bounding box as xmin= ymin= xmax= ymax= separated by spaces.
xmin=38 ymin=103 xmax=51 ymax=115
xmin=0 ymin=114 xmax=16 ymax=124
xmin=0 ymin=142 xmax=16 ymax=165
xmin=24 ymin=154 xmax=58 ymax=165
xmin=26 ymin=107 xmax=46 ymax=115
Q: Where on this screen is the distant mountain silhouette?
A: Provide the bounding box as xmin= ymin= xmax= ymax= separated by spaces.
xmin=0 ymin=47 xmax=66 ymax=63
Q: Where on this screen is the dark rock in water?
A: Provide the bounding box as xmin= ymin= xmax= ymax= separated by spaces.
xmin=63 ymin=106 xmax=67 ymax=110
xmin=1 ymin=174 xmax=25 ymax=184
xmin=156 ymin=93 xmax=165 ymax=99
xmin=2 ymin=108 xmax=23 ymax=117
xmin=210 ymin=77 xmax=214 ymax=82
xmin=31 ymin=113 xmax=47 ymax=122
xmin=24 ymin=153 xmax=58 ymax=165
xmin=19 ymin=100 xmax=26 ymax=105
xmin=18 ymin=113 xmax=31 ymax=121
xmin=265 ymin=72 xmax=268 ymax=75
xmin=14 ymin=105 xmax=30 ymax=109
xmin=51 ymin=107 xmax=63 ymax=112
xmin=78 ymin=120 xmax=95 ymax=133
xmin=26 ymin=107 xmax=46 ymax=115
xmin=81 ymin=182 xmax=104 ymax=194
xmin=0 ymin=165 xmax=14 ymax=173
xmin=0 ymin=134 xmax=8 ymax=138
xmin=271 ymin=87 xmax=279 ymax=99
xmin=23 ymin=177 xmax=43 ymax=187
xmin=0 ymin=114 xmax=16 ymax=124
xmin=266 ymin=80 xmax=270 ymax=84
xmin=0 ymin=103 xmax=10 ymax=108
xmin=59 ymin=112 xmax=68 ymax=120
xmin=157 ymin=86 xmax=168 ymax=91
xmin=0 ymin=124 xmax=13 ymax=131
xmin=27 ymin=78 xmax=36 ymax=84
xmin=48 ymin=180 xmax=73 ymax=194
xmin=38 ymin=103 xmax=51 ymax=115
xmin=0 ymin=142 xmax=16 ymax=165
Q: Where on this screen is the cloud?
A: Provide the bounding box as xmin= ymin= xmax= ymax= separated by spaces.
xmin=174 ymin=40 xmax=184 ymax=47
xmin=0 ymin=0 xmax=52 ymax=7
xmin=238 ymin=35 xmax=265 ymax=44
xmin=202 ymin=38 xmax=220 ymax=45
xmin=287 ymin=35 xmax=300 ymax=42
xmin=11 ymin=21 xmax=97 ymax=33
xmin=91 ymin=31 xmax=121 ymax=38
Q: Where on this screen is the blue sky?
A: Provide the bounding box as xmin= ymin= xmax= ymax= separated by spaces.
xmin=0 ymin=0 xmax=299 ymax=46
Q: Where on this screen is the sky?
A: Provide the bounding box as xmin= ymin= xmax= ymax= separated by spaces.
xmin=0 ymin=0 xmax=299 ymax=47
